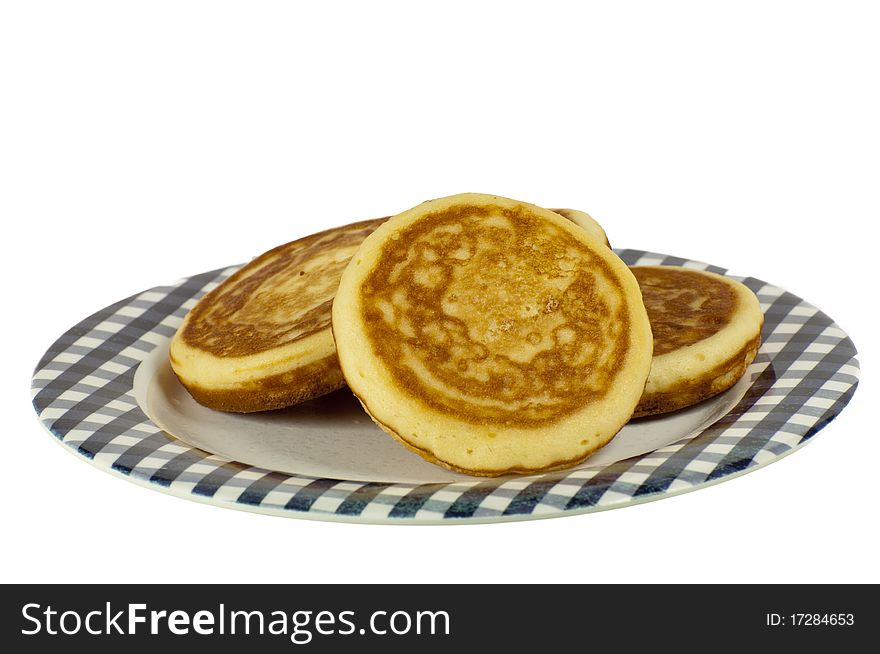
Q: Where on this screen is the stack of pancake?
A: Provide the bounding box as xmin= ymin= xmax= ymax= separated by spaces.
xmin=170 ymin=193 xmax=763 ymax=476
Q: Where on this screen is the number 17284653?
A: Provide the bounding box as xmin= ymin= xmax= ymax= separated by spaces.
xmin=766 ymin=613 xmax=855 ymax=627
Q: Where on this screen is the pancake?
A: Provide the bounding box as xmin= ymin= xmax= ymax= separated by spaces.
xmin=551 ymin=208 xmax=611 ymax=247
xmin=631 ymin=266 xmax=763 ymax=418
xmin=332 ymin=193 xmax=653 ymax=476
xmin=169 ymin=218 xmax=387 ymax=412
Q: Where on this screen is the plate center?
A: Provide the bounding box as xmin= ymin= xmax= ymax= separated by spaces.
xmin=133 ymin=338 xmax=750 ymax=484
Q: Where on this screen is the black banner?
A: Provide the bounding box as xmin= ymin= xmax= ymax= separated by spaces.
xmin=1 ymin=585 xmax=874 ymax=651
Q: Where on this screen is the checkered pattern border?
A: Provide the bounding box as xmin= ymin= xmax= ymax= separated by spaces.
xmin=31 ymin=250 xmax=859 ymax=523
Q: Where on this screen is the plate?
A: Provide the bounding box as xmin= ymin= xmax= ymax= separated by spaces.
xmin=31 ymin=249 xmax=859 ymax=524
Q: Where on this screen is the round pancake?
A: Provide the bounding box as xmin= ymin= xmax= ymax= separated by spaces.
xmin=631 ymin=266 xmax=764 ymax=418
xmin=332 ymin=193 xmax=653 ymax=476
xmin=551 ymin=208 xmax=611 ymax=247
xmin=169 ymin=218 xmax=387 ymax=412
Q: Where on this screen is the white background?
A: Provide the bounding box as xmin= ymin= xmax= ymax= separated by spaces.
xmin=2 ymin=1 xmax=877 ymax=584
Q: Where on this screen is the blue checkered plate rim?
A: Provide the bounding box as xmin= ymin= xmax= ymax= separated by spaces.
xmin=31 ymin=249 xmax=859 ymax=524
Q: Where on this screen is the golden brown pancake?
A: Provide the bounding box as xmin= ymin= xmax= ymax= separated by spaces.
xmin=332 ymin=193 xmax=653 ymax=476
xmin=631 ymin=266 xmax=763 ymax=418
xmin=169 ymin=218 xmax=387 ymax=412
xmin=551 ymin=208 xmax=611 ymax=247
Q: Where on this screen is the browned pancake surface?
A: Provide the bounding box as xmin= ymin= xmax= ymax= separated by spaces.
xmin=181 ymin=218 xmax=386 ymax=357
xmin=632 ymin=266 xmax=737 ymax=356
xmin=358 ymin=203 xmax=632 ymax=428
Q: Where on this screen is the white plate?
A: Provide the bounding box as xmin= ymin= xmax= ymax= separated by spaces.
xmin=136 ymin=339 xmax=751 ymax=484
xmin=31 ymin=249 xmax=859 ymax=524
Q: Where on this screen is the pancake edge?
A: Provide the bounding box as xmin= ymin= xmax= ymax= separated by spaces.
xmin=550 ymin=208 xmax=611 ymax=247
xmin=632 ymin=333 xmax=761 ymax=418
xmin=170 ymin=315 xmax=337 ymax=387
xmin=350 ymin=387 xmax=613 ymax=477
xmin=170 ymin=350 xmax=346 ymax=413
